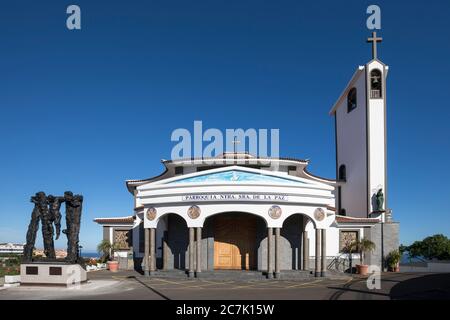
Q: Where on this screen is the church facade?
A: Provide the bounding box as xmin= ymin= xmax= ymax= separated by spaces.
xmin=95 ymin=33 xmax=399 ymax=277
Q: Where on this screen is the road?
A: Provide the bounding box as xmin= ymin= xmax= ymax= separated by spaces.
xmin=1 ymin=271 xmax=449 ymax=300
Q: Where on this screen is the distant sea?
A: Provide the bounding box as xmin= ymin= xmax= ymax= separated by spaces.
xmin=401 ymin=252 xmax=427 ymax=264
xmin=81 ymin=251 xmax=100 ymax=259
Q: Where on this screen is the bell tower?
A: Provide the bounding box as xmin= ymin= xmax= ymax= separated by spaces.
xmin=330 ymin=31 xmax=389 ymax=221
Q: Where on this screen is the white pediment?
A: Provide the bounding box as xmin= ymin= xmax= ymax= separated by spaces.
xmin=169 ymin=169 xmax=305 ymax=184
xmin=139 ymin=166 xmax=332 ymax=190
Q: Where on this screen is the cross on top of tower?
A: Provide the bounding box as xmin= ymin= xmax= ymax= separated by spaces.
xmin=367 ymin=31 xmax=383 ymax=60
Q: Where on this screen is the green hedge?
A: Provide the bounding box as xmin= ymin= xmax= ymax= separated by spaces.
xmin=0 ymin=266 xmax=20 ymax=276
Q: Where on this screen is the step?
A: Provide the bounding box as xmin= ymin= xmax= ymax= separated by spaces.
xmin=146 ymin=270 xmax=314 ymax=280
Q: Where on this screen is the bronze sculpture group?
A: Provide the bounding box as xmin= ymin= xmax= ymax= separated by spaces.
xmin=23 ymin=191 xmax=83 ymax=264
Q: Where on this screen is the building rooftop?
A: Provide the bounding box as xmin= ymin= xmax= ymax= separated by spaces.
xmin=125 ymin=152 xmax=336 ymax=193
xmin=94 ymin=216 xmax=135 ymax=225
xmin=335 ymin=215 xmax=380 ymax=224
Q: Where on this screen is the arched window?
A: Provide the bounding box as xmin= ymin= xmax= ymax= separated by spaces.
xmin=339 ymin=164 xmax=346 ymax=181
xmin=370 ymin=69 xmax=382 ymax=99
xmin=347 ymin=88 xmax=357 ymax=113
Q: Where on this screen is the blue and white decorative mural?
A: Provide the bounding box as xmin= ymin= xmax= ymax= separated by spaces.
xmin=169 ymin=170 xmax=305 ymax=184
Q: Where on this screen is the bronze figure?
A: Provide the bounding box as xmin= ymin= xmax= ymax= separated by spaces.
xmin=63 ymin=191 xmax=83 ymax=263
xmin=47 ymin=195 xmax=65 ymax=240
xmin=22 ymin=190 xmax=83 ymax=264
xmin=22 ymin=192 xmax=44 ymax=262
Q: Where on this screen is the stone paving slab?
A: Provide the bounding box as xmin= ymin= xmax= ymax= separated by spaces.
xmin=1 ymin=271 xmax=448 ymax=300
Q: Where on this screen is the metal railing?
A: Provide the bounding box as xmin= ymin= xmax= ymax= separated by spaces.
xmin=328 ymin=253 xmax=362 ymax=273
xmin=370 ymin=89 xmax=381 ymax=99
xmin=327 ymin=253 xmax=349 ymax=272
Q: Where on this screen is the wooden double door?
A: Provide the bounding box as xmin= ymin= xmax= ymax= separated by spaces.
xmin=213 ymin=213 xmax=257 ymax=270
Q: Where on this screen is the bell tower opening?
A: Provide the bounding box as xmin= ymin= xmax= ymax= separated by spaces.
xmin=370 ymin=69 xmax=382 ymax=99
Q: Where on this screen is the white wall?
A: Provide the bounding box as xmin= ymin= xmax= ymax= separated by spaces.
xmin=400 ymin=262 xmax=450 ymax=273
xmin=336 ymin=71 xmax=368 ymax=217
xmin=335 ymin=61 xmax=388 ymax=218
xmin=133 ymin=212 xmax=144 ymax=258
xmin=305 ymin=221 xmax=341 ymax=258
xmin=367 ymin=61 xmax=387 ymax=214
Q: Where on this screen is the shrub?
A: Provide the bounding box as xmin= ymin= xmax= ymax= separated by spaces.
xmin=0 ymin=266 xmax=20 ymax=276
xmin=386 ymin=249 xmax=401 ymax=269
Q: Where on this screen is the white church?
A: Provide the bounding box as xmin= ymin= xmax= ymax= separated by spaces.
xmin=95 ymin=32 xmax=399 ymax=278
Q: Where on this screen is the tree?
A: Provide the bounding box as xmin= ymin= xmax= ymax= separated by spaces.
xmin=399 ymin=244 xmax=408 ymax=254
xmin=97 ymin=240 xmax=119 ymax=263
xmin=341 ymin=235 xmax=357 ymax=273
xmin=407 ymin=234 xmax=450 ymax=260
xmin=351 ymin=238 xmax=376 ymax=265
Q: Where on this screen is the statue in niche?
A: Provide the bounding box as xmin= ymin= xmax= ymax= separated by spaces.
xmin=375 ymin=188 xmax=384 ymax=211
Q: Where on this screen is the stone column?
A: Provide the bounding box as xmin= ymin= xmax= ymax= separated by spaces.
xmin=315 ymin=228 xmax=321 ymax=277
xmin=306 ymin=238 xmax=310 ymax=269
xmin=321 ymin=229 xmax=327 ymax=277
xmin=267 ymin=228 xmax=273 ymax=279
xmin=163 ymin=230 xmax=169 ymax=270
xmin=302 ymin=230 xmax=309 ymax=271
xmin=188 ymin=227 xmax=195 ymax=278
xmin=196 ymin=227 xmax=202 ymax=277
xmin=274 ymin=228 xmax=281 ymax=278
xmin=149 ymin=228 xmax=156 ymax=275
xmin=144 ymin=228 xmax=150 ymax=276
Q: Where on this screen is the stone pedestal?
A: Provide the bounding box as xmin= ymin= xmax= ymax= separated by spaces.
xmin=365 ymin=221 xmax=400 ymax=271
xmin=20 ymin=262 xmax=87 ymax=286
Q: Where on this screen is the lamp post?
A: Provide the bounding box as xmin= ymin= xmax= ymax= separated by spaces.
xmin=78 ymin=245 xmax=83 ymax=258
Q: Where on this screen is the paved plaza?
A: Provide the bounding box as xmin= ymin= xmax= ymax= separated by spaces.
xmin=1 ymin=271 xmax=450 ymax=300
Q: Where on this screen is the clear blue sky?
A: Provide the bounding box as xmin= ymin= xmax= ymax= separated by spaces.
xmin=1 ymin=0 xmax=449 ymax=251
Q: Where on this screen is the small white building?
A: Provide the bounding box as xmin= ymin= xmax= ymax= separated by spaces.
xmin=0 ymin=243 xmax=24 ymax=255
xmin=95 ymin=33 xmax=399 ymax=277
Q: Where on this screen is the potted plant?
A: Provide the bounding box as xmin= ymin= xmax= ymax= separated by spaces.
xmin=97 ymin=240 xmax=119 ymax=272
xmin=352 ymin=238 xmax=376 ymax=276
xmin=386 ymin=249 xmax=401 ymax=272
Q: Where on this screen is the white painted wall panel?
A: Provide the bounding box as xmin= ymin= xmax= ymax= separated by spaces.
xmin=336 ymin=72 xmax=368 ymax=217
xmin=367 ymin=61 xmax=386 ymax=213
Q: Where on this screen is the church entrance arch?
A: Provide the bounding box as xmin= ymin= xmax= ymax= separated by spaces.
xmin=205 ymin=212 xmax=263 ymax=270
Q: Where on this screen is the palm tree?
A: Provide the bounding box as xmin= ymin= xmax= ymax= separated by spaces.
xmin=353 ymin=238 xmax=376 ymax=265
xmin=97 ymin=240 xmax=112 ymax=263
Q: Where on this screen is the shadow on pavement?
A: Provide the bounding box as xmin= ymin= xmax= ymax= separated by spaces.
xmin=130 ymin=276 xmax=171 ymax=300
xmin=390 ymin=273 xmax=450 ymax=300
xmin=327 ymin=278 xmax=390 ymax=300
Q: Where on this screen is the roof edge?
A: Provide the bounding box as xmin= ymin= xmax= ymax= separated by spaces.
xmin=303 ymin=168 xmax=337 ymax=185
xmin=335 ymin=215 xmax=380 ymax=224
xmin=162 ymin=155 xmax=309 ymax=165
xmin=125 ymin=155 xmax=311 ymax=193
xmin=329 ymin=66 xmax=365 ymax=115
xmin=94 ymin=216 xmax=135 ymax=224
